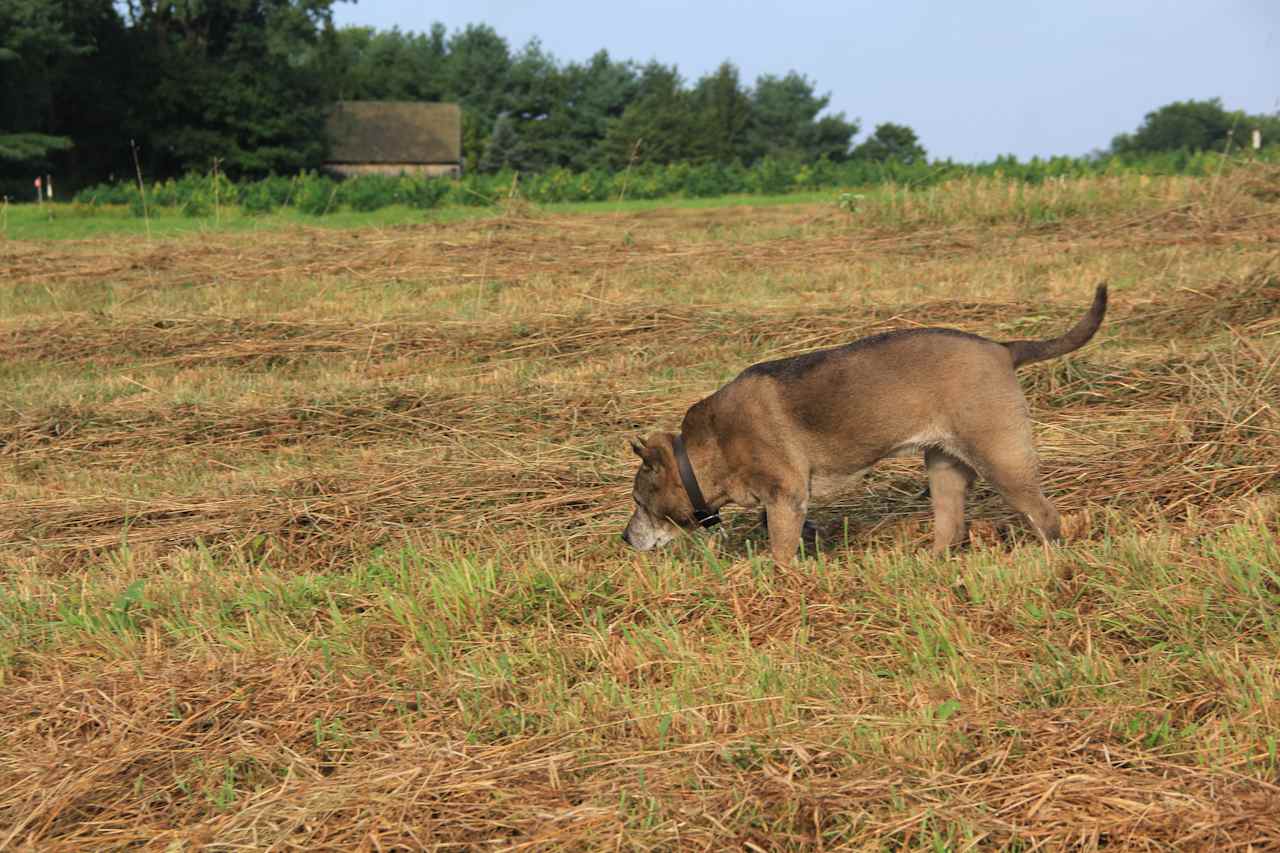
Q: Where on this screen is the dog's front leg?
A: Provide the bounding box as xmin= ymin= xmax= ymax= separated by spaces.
xmin=764 ymin=492 xmax=808 ymax=566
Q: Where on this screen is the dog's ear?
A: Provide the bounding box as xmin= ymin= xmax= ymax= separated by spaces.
xmin=631 ymin=435 xmax=665 ymax=469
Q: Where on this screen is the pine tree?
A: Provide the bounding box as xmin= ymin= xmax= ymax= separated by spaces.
xmin=480 ymin=113 xmax=524 ymax=173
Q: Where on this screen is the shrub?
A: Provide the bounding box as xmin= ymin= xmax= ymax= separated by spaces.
xmin=73 ymin=182 xmax=137 ymax=207
xmin=239 ymin=175 xmax=295 ymax=214
xmin=577 ymin=169 xmax=613 ymax=202
xmin=168 ymin=172 xmax=236 ymax=217
xmin=746 ymin=157 xmax=794 ymax=195
xmin=53 ymin=145 xmax=1280 ymax=220
xmin=398 ymin=175 xmax=450 ymax=209
xmin=450 ymin=173 xmax=502 ymax=206
xmin=294 ymin=172 xmax=338 ymax=215
xmin=794 ymin=156 xmax=839 ymax=190
xmin=522 ymin=168 xmax=569 ymax=203
xmin=681 ymin=162 xmax=745 ymax=198
xmin=339 ymin=174 xmax=400 ymax=212
xmin=180 ymin=191 xmax=212 ymax=217
xmin=241 ymin=181 xmax=280 ymax=214
xmin=239 ymin=184 xmax=277 ymax=214
xmin=148 ymin=179 xmax=179 ymax=208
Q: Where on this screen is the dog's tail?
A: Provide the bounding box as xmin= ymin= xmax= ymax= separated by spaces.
xmin=1002 ymin=283 xmax=1108 ymax=369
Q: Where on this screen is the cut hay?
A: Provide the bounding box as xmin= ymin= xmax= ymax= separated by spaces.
xmin=1 ymin=170 xmax=1278 ymax=849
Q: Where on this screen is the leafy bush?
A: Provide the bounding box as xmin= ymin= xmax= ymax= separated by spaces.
xmin=615 ymin=165 xmax=683 ymax=200
xmin=73 ymin=182 xmax=137 ymax=206
xmin=522 ymin=168 xmax=614 ymax=203
xmin=148 ymin=179 xmax=179 ymax=208
xmin=294 ymin=172 xmax=338 ymax=215
xmin=172 ymin=172 xmax=235 ymax=217
xmin=180 ymin=192 xmax=212 ymax=217
xmin=745 ymin=157 xmax=794 ymax=195
xmin=450 ymin=173 xmax=502 ymax=206
xmin=240 ymin=175 xmax=294 ymax=214
xmin=398 ymin=175 xmax=450 ymax=209
xmin=339 ymin=174 xmax=400 ymax=211
xmin=681 ymin=162 xmax=746 ymax=198
xmin=51 ymin=145 xmax=1280 ymax=218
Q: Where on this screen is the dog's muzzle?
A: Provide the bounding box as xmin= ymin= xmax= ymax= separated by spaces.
xmin=621 ymin=508 xmax=675 ymax=551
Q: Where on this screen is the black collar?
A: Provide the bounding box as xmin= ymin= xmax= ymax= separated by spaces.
xmin=672 ymin=434 xmax=720 ymax=528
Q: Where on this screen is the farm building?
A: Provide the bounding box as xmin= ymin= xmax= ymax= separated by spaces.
xmin=324 ymin=101 xmax=462 ymax=178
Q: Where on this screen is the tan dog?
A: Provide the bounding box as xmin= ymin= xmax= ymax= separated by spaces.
xmin=622 ymin=285 xmax=1108 ymax=564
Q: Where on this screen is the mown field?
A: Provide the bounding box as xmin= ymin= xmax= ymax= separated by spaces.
xmin=1 ymin=170 xmax=1278 ymax=850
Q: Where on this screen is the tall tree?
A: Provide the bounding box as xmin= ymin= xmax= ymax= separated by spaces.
xmin=503 ymin=48 xmax=639 ymax=172
xmin=852 ymin=122 xmax=926 ymax=164
xmin=603 ymin=62 xmax=700 ymax=167
xmin=0 ymin=0 xmax=91 ymax=167
xmin=498 ymin=39 xmax=561 ymax=171
xmin=445 ymin=23 xmax=510 ymax=170
xmin=690 ymin=61 xmax=752 ymax=163
xmin=747 ymin=72 xmax=857 ymax=162
xmin=118 ymin=0 xmax=344 ymax=178
xmin=479 ymin=112 xmax=524 ymax=173
xmin=1110 ymin=98 xmax=1279 ymax=154
xmin=554 ymin=50 xmax=639 ymax=171
xmin=331 ymin=24 xmax=447 ymax=102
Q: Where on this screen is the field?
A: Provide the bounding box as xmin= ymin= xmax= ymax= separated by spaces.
xmin=1 ymin=170 xmax=1278 ymax=849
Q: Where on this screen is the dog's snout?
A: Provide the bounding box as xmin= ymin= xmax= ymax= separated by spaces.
xmin=620 ymin=528 xmax=631 ymax=546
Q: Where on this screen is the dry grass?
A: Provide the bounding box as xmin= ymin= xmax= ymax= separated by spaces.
xmin=1 ymin=170 xmax=1278 ymax=850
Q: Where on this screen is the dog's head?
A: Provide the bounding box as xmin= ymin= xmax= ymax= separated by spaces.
xmin=622 ymin=433 xmax=699 ymax=551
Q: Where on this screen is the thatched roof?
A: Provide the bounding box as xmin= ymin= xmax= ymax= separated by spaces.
xmin=326 ymin=101 xmax=461 ymax=165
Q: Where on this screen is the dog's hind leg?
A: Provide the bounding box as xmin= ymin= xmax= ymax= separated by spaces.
xmin=970 ymin=440 xmax=1062 ymax=545
xmin=1000 ymin=481 xmax=1062 ymax=545
xmin=925 ymin=448 xmax=977 ymax=555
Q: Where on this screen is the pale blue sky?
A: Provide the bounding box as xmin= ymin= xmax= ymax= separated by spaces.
xmin=332 ymin=1 xmax=1279 ymax=162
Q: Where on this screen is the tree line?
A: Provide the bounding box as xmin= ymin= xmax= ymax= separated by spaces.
xmin=1 ymin=0 xmax=1275 ymax=199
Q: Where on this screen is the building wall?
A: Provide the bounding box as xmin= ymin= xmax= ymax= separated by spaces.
xmin=325 ymin=163 xmax=462 ymax=178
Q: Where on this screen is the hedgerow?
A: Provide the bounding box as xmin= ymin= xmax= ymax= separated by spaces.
xmin=69 ymin=147 xmax=1280 ymax=216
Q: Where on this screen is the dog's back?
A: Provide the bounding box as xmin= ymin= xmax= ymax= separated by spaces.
xmin=697 ymin=284 xmax=1109 ymax=491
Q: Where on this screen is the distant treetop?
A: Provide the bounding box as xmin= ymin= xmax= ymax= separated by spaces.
xmin=1111 ymin=98 xmax=1280 ymax=155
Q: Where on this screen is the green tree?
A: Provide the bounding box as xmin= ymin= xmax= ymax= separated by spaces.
xmin=0 ymin=0 xmax=89 ymax=167
xmin=500 ymin=45 xmax=639 ymax=172
xmin=332 ymin=24 xmax=447 ymax=101
xmin=119 ymin=0 xmax=344 ymax=178
xmin=852 ymin=122 xmax=927 ymax=164
xmin=690 ymin=61 xmax=752 ymax=163
xmin=445 ymin=23 xmax=511 ymax=169
xmin=479 ymin=112 xmax=524 ymax=173
xmin=747 ymin=72 xmax=857 ymax=162
xmin=552 ymin=50 xmax=639 ymax=171
xmin=498 ymin=39 xmax=561 ymax=171
xmin=1109 ymin=98 xmax=1276 ymax=154
xmin=46 ymin=2 xmax=137 ymax=186
xmin=603 ymin=62 xmax=700 ymax=167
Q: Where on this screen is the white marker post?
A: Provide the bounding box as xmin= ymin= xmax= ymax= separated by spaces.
xmin=1253 ymin=128 xmax=1262 ymax=151
xmin=46 ymin=175 xmax=53 ymax=200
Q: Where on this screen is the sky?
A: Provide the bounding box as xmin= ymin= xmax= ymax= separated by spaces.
xmin=330 ymin=1 xmax=1279 ymax=163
